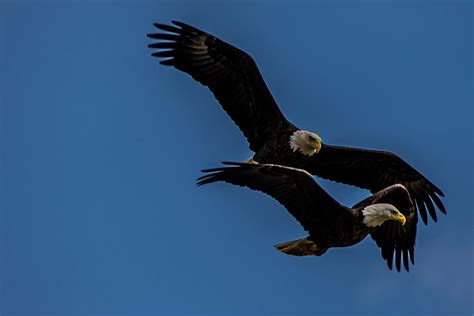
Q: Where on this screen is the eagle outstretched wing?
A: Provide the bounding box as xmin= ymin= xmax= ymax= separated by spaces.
xmin=197 ymin=162 xmax=348 ymax=235
xmin=307 ymin=144 xmax=445 ymax=225
xmin=353 ymin=184 xmax=417 ymax=272
xmin=147 ymin=21 xmax=293 ymax=152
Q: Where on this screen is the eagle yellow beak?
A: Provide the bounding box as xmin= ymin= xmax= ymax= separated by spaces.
xmin=396 ymin=213 xmax=407 ymax=226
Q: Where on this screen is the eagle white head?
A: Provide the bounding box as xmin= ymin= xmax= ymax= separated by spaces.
xmin=361 ymin=203 xmax=407 ymax=228
xmin=289 ymin=130 xmax=322 ymax=156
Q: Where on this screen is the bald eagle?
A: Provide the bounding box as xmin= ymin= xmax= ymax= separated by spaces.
xmin=148 ymin=21 xmax=445 ymax=225
xmin=198 ymin=162 xmax=417 ymax=271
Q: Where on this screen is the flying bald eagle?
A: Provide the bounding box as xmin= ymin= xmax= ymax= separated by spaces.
xmin=198 ymin=162 xmax=417 ymax=271
xmin=147 ymin=21 xmax=445 ymax=225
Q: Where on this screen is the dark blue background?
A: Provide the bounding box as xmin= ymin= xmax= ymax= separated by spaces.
xmin=1 ymin=1 xmax=472 ymax=315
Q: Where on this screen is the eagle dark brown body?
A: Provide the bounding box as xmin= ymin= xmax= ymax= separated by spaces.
xmin=253 ymin=127 xmax=301 ymax=165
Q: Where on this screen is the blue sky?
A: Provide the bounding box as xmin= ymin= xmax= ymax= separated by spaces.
xmin=1 ymin=1 xmax=472 ymax=315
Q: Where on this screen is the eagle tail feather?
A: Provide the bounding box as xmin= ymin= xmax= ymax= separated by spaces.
xmin=274 ymin=237 xmax=327 ymax=256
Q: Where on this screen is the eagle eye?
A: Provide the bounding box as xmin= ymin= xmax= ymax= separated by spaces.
xmin=390 ymin=210 xmax=398 ymax=215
